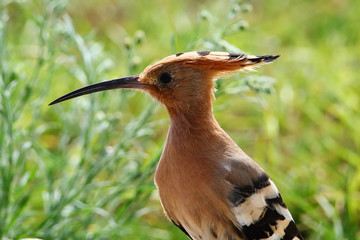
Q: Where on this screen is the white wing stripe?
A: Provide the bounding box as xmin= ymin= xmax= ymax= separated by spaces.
xmin=229 ymin=176 xmax=303 ymax=239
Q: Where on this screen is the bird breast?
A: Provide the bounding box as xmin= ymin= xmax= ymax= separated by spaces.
xmin=154 ymin=125 xmax=246 ymax=239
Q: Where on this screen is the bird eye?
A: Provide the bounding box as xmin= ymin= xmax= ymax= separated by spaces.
xmin=158 ymin=72 xmax=173 ymax=84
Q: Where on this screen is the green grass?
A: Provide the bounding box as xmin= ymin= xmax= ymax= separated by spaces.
xmin=0 ymin=0 xmax=359 ymax=239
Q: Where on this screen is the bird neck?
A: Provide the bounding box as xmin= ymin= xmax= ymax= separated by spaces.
xmin=166 ymin=101 xmax=218 ymax=135
xmin=162 ymin=96 xmax=240 ymax=164
xmin=163 ymin=102 xmax=238 ymax=159
xmin=157 ymin=101 xmax=238 ymax=180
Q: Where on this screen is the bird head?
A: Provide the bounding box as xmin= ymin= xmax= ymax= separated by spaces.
xmin=50 ymin=51 xmax=279 ymax=115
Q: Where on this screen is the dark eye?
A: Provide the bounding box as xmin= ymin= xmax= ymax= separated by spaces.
xmin=158 ymin=72 xmax=172 ymax=84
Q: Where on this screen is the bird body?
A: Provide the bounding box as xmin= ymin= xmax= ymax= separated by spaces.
xmin=50 ymin=51 xmax=303 ymax=240
xmin=156 ymin=100 xmax=300 ymax=240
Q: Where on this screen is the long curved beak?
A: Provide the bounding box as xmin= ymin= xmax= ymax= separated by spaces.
xmin=49 ymin=75 xmax=145 ymax=105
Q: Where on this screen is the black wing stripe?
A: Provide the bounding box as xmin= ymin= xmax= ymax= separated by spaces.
xmin=241 ymin=207 xmax=284 ymax=239
xmin=229 ymin=185 xmax=255 ymax=206
xmin=253 ymin=174 xmax=270 ymax=189
xmin=266 ymin=195 xmax=287 ymax=208
xmin=228 ymin=174 xmax=270 ymax=207
xmin=282 ymin=221 xmax=303 ymax=240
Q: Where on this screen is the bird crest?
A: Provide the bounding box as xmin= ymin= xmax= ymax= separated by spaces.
xmin=142 ymin=51 xmax=280 ymax=83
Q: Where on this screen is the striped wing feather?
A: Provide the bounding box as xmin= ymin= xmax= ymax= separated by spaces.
xmin=228 ymin=173 xmax=303 ymax=240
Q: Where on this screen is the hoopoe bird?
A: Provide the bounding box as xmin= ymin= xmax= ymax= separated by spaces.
xmin=50 ymin=51 xmax=303 ymax=240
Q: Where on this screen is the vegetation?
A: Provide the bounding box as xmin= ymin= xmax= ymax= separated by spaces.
xmin=0 ymin=0 xmax=359 ymax=239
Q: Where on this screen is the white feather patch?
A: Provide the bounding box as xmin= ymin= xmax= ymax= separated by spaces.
xmin=274 ymin=204 xmax=294 ymax=221
xmin=233 ymin=191 xmax=267 ymax=226
xmin=232 ymin=179 xmax=296 ymax=229
xmin=233 ymin=180 xmax=280 ymax=226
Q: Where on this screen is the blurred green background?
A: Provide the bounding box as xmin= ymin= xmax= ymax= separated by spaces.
xmin=0 ymin=0 xmax=359 ymax=239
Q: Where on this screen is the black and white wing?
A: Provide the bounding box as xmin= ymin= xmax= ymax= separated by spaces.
xmin=226 ymin=160 xmax=303 ymax=240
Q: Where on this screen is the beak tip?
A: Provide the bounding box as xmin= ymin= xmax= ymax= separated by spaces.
xmin=48 ymin=99 xmax=59 ymax=106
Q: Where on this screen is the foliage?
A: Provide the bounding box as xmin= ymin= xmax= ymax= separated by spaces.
xmin=0 ymin=0 xmax=359 ymax=239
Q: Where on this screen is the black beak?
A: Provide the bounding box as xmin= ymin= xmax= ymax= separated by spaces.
xmin=49 ymin=75 xmax=144 ymax=105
